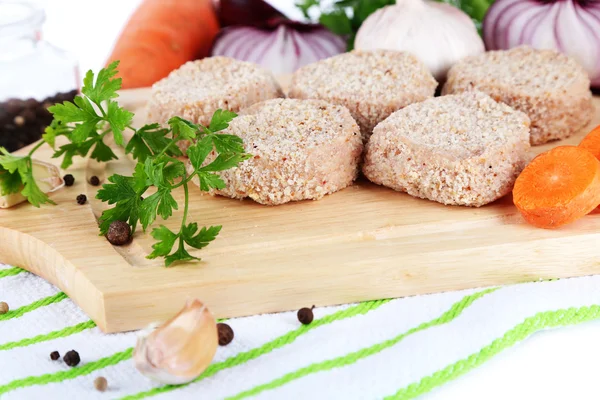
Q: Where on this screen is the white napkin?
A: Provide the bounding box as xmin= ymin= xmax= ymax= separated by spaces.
xmin=2 ymin=262 xmax=600 ymax=400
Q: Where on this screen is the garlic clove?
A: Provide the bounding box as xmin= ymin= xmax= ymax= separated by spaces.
xmin=0 ymin=159 xmax=64 ymax=208
xmin=133 ymin=299 xmax=218 ymax=385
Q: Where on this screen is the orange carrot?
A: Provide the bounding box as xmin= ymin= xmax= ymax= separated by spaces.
xmin=106 ymin=0 xmax=220 ymax=89
xmin=513 ymin=146 xmax=600 ymax=229
xmin=580 ymin=124 xmax=600 ymax=161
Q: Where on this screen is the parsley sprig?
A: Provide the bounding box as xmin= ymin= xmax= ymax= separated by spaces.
xmin=0 ymin=144 xmax=55 ymax=207
xmin=0 ymin=62 xmax=250 ymax=266
xmin=0 ymin=61 xmax=129 ymax=207
xmin=97 ymin=112 xmax=250 ymax=266
xmin=47 ymin=61 xmax=132 ymax=169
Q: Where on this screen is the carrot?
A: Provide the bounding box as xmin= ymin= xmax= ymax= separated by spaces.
xmin=579 ymin=124 xmax=600 ymax=161
xmin=513 ymin=146 xmax=600 ymax=229
xmin=106 ymin=0 xmax=220 ymax=89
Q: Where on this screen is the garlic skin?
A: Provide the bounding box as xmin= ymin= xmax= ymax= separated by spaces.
xmin=133 ymin=299 xmax=218 ymax=385
xmin=0 ymin=159 xmax=64 ymax=208
xmin=354 ymin=0 xmax=485 ymax=81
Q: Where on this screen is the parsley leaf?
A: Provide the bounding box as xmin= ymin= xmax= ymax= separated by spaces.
xmin=147 ymin=225 xmax=178 ymax=259
xmin=144 ymin=158 xmax=168 ymax=188
xmin=96 ymin=174 xmax=138 ymax=204
xmin=0 ymin=149 xmax=52 ymax=207
xmin=208 ymin=110 xmax=237 ymax=132
xmin=0 ymin=166 xmax=22 ymax=196
xmin=201 ymin=153 xmax=250 ymax=172
xmin=47 ymin=100 xmax=95 ymax=124
xmin=125 ymin=134 xmax=152 ymax=162
xmin=90 ymin=139 xmax=118 ymax=163
xmin=71 ymin=119 xmax=100 ymax=143
xmin=210 ymin=134 xmax=245 ymax=154
xmin=125 ymin=123 xmax=180 ymax=162
xmin=21 ymin=168 xmax=53 ymax=207
xmin=0 ymin=148 xmax=25 ymax=173
xmin=149 ymin=223 xmax=221 ymax=267
xmin=168 ymin=117 xmax=198 ymax=141
xmin=106 ymin=100 xmax=133 ymax=146
xmin=165 ymin=247 xmax=199 ymax=267
xmin=187 ymin=136 xmax=214 ymax=170
xmin=82 ymin=60 xmax=122 ymax=105
xmin=42 ymin=120 xmax=72 ymax=148
xmin=139 ymin=188 xmax=178 ymax=230
xmin=53 ymin=138 xmax=97 ymax=169
xmin=163 ymin=161 xmax=185 ymax=183
xmin=197 ymin=172 xmax=226 ymax=191
xmin=96 ymin=173 xmax=145 ymax=234
xmin=182 ymin=223 xmax=222 ymax=249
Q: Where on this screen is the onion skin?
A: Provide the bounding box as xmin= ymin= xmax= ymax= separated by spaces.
xmin=211 ymin=24 xmax=346 ymax=74
xmin=483 ymin=0 xmax=600 ymax=88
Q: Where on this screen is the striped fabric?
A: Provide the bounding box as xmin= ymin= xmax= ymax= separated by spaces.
xmin=2 ymin=263 xmax=600 ymax=399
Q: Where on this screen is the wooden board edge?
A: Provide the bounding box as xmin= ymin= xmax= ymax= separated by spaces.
xmin=0 ymin=226 xmax=108 ymax=330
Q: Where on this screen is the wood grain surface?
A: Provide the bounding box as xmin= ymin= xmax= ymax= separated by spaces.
xmin=1 ymin=81 xmax=599 ymax=333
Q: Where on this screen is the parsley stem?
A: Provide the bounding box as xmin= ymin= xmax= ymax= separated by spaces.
xmin=97 ymin=102 xmax=107 ymax=118
xmin=169 ymin=173 xmax=196 ymax=190
xmin=27 ymin=141 xmax=45 ymax=157
xmin=181 ymin=170 xmax=190 ymax=230
xmin=156 ymin=140 xmax=177 ymax=158
xmin=99 ymin=128 xmax=112 ymax=139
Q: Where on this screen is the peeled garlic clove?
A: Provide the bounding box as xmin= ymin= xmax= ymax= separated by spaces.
xmin=0 ymin=159 xmax=64 ymax=208
xmin=133 ymin=299 xmax=218 ymax=384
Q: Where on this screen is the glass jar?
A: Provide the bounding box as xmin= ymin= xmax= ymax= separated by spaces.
xmin=0 ymin=1 xmax=79 ymax=152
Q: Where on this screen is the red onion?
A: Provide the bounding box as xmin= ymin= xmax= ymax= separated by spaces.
xmin=217 ymin=0 xmax=286 ymax=28
xmin=483 ymin=0 xmax=600 ymax=88
xmin=211 ymin=22 xmax=346 ymax=74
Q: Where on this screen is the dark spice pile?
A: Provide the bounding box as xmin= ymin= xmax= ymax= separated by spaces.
xmin=0 ymin=90 xmax=77 ymax=152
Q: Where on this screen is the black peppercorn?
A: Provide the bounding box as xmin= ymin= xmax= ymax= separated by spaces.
xmin=89 ymin=176 xmax=100 ymax=186
xmin=63 ymin=174 xmax=75 ymax=187
xmin=76 ymin=194 xmax=87 ymax=205
xmin=217 ymin=323 xmax=234 ymax=346
xmin=50 ymin=351 xmax=60 ymax=360
xmin=63 ymin=350 xmax=80 ymax=367
xmin=297 ymin=306 xmax=314 ymax=325
xmin=106 ymin=220 xmax=131 ymax=246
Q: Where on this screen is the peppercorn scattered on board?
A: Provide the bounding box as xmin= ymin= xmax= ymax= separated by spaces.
xmin=1 ymin=78 xmax=599 ymax=333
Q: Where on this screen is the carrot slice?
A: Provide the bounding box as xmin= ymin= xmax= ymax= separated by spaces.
xmin=513 ymin=146 xmax=600 ymax=229
xmin=580 ymin=124 xmax=600 ymax=161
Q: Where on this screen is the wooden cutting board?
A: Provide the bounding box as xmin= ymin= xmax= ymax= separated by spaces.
xmin=2 ymin=82 xmax=600 ymax=333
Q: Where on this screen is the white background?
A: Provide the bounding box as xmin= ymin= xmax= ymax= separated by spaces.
xmin=24 ymin=0 xmax=600 ymax=398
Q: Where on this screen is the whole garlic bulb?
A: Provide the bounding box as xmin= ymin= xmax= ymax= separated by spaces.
xmin=133 ymin=299 xmax=218 ymax=384
xmin=354 ymin=0 xmax=485 ymax=81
